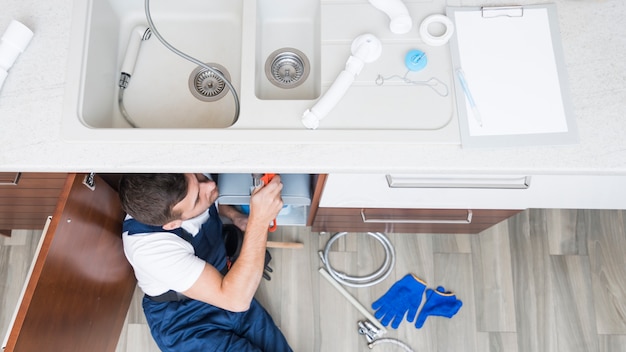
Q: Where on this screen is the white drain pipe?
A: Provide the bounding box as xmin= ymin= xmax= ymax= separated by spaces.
xmin=319 ymin=268 xmax=388 ymax=335
xmin=368 ymin=0 xmax=413 ymax=34
xmin=0 ymin=20 xmax=33 ymax=91
xmin=302 ymin=34 xmax=382 ymax=130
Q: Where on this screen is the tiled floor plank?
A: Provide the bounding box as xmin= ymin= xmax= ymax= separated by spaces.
xmin=546 ymin=209 xmax=587 ymax=255
xmin=599 ymin=334 xmax=626 ymax=352
xmin=471 ymin=220 xmax=517 ymax=333
xmin=0 ymin=229 xmax=43 ymax=343
xmin=584 ymin=210 xmax=626 ymax=334
xmin=433 ymin=253 xmax=476 ymax=352
xmin=476 ymin=332 xmax=519 ymax=352
xmin=509 ymin=210 xmax=551 ymax=351
xmin=549 ymin=255 xmax=599 ymax=351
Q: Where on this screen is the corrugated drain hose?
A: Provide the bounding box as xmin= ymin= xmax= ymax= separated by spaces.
xmin=319 ymin=232 xmax=395 ymax=288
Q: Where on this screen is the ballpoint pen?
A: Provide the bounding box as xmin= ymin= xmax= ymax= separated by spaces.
xmin=455 ymin=68 xmax=483 ymax=127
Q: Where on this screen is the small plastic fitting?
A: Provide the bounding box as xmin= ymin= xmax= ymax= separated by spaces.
xmin=0 ymin=20 xmax=34 ymax=90
xmin=405 ymin=49 xmax=427 ymax=72
xmin=368 ymin=0 xmax=413 ymax=34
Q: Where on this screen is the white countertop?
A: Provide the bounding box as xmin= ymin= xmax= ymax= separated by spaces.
xmin=1 ymin=0 xmax=625 ymax=174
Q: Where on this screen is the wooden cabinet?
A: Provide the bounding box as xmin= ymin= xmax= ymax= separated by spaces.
xmin=3 ymin=174 xmax=136 ymax=351
xmin=0 ymin=172 xmax=67 ymax=235
xmin=309 ymin=174 xmax=521 ymax=234
xmin=312 ymin=207 xmax=520 ymax=234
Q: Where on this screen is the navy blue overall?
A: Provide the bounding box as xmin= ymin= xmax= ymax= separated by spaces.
xmin=123 ymin=205 xmax=292 ymax=352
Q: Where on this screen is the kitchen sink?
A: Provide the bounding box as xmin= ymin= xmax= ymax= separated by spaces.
xmin=255 ymin=0 xmax=321 ymax=100
xmin=73 ymin=0 xmax=243 ymax=129
xmin=63 ymin=0 xmax=461 ymax=144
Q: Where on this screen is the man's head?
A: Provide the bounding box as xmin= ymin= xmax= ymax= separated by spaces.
xmin=119 ymin=173 xmax=218 ymax=229
xmin=119 ymin=174 xmax=188 ymax=226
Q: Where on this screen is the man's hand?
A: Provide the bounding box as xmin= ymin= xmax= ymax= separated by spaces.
xmin=248 ymin=175 xmax=283 ymax=228
xmin=218 ymin=204 xmax=249 ymax=231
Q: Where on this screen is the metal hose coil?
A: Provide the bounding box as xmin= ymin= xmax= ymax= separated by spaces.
xmin=319 ymin=232 xmax=395 ymax=288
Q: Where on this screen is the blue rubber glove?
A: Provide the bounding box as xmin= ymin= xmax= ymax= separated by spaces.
xmin=371 ymin=274 xmax=427 ymax=329
xmin=413 ymin=286 xmax=463 ymax=328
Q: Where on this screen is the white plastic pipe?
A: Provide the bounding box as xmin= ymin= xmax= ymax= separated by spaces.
xmin=0 ymin=20 xmax=34 ymax=91
xmin=302 ymin=34 xmax=382 ymax=129
xmin=368 ymin=0 xmax=412 ymax=34
xmin=319 ymin=268 xmax=388 ymax=334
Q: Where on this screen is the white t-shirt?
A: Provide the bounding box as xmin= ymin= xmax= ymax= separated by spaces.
xmin=122 ymin=210 xmax=211 ymax=296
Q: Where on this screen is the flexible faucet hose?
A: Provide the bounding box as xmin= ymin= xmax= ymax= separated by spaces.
xmin=118 ymin=87 xmax=138 ymax=128
xmin=319 ymin=232 xmax=395 ymax=288
xmin=144 ymin=0 xmax=240 ymax=125
xmin=368 ymin=338 xmax=415 ymax=352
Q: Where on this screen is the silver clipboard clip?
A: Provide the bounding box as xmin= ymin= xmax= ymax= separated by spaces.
xmin=481 ymin=6 xmax=524 ymax=18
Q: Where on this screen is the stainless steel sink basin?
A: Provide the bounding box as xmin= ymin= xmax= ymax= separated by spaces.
xmin=63 ymin=0 xmax=461 ymax=144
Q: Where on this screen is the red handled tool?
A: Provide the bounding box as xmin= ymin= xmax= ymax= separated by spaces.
xmin=259 ymin=173 xmax=277 ymax=232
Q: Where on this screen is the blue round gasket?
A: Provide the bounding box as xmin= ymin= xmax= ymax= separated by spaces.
xmin=405 ymin=49 xmax=427 ymax=71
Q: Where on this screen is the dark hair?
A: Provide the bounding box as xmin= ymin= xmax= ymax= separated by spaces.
xmin=118 ymin=174 xmax=188 ymax=226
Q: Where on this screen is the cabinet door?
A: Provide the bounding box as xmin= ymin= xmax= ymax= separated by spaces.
xmin=3 ymin=174 xmax=136 ymax=352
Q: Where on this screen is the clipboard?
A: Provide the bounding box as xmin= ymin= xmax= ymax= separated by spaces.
xmin=447 ymin=4 xmax=578 ymax=148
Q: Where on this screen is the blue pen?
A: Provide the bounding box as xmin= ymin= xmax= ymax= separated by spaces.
xmin=455 ymin=68 xmax=483 ymax=127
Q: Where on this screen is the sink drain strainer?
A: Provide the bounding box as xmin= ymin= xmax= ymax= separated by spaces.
xmin=188 ymin=63 xmax=231 ymax=102
xmin=265 ymin=48 xmax=310 ymax=89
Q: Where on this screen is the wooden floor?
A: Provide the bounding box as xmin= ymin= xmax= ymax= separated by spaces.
xmin=3 ymin=209 xmax=626 ymax=351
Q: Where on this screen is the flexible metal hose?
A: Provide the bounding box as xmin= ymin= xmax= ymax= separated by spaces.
xmin=144 ymin=0 xmax=240 ymax=125
xmin=118 ymin=85 xmax=138 ymax=128
xmin=319 ymin=232 xmax=395 ymax=288
xmin=368 ymin=338 xmax=415 ymax=352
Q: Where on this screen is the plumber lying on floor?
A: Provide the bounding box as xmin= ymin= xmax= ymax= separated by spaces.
xmin=118 ymin=173 xmax=292 ymax=352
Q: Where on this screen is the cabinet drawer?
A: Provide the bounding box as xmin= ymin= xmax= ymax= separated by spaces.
xmin=320 ymin=174 xmax=531 ymax=209
xmin=0 ymin=173 xmax=67 ymax=230
xmin=0 ymin=173 xmax=21 ymax=185
xmin=320 ymin=173 xmax=626 ymax=209
xmin=312 ymin=207 xmax=520 ymax=234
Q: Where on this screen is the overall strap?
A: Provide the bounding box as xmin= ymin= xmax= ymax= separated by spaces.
xmin=123 ymin=217 xmax=197 ymax=249
xmin=123 ymin=206 xmax=225 ymax=266
xmin=123 ymin=206 xmax=228 ymax=302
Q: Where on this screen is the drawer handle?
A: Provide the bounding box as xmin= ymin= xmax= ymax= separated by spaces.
xmin=385 ymin=175 xmax=531 ymax=189
xmin=360 ymin=209 xmax=473 ymax=224
xmin=0 ymin=172 xmax=21 ymax=185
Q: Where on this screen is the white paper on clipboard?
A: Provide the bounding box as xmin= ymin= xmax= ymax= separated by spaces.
xmin=447 ymin=4 xmax=578 ymax=147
